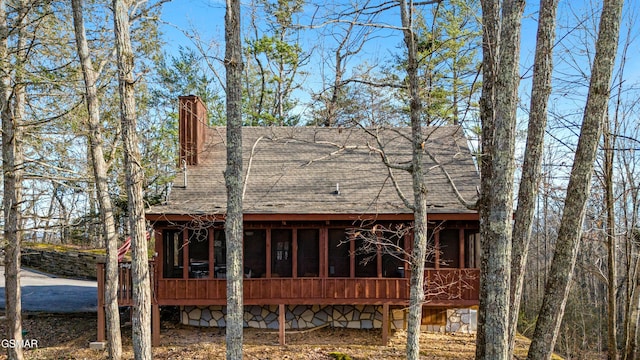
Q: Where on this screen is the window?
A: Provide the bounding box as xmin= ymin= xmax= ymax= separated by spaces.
xmin=354 ymin=231 xmax=377 ymax=277
xmin=465 ymin=230 xmax=480 ymax=268
xmin=163 ymin=230 xmax=183 ymax=278
xmin=425 ymin=229 xmax=437 ymax=268
xmin=328 ymin=229 xmax=350 ymax=277
xmin=244 ymin=230 xmax=266 ymax=278
xmin=213 ymin=230 xmax=226 ymax=278
xmin=188 ymin=229 xmax=209 ymax=278
xmin=271 ymin=229 xmax=292 ymax=277
xmin=297 ymin=229 xmax=319 ymax=277
xmin=382 ymin=232 xmax=405 ymax=278
xmin=439 ymin=229 xmax=460 ymax=268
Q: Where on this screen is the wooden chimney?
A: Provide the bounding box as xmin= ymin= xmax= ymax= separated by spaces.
xmin=178 ymin=95 xmax=207 ymax=165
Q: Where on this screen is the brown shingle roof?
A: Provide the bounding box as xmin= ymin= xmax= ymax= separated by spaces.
xmin=146 ymin=126 xmax=479 ymax=216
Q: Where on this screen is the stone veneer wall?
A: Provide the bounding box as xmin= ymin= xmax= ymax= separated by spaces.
xmin=181 ymin=305 xmax=407 ymax=330
xmin=181 ymin=305 xmax=477 ymax=333
xmin=21 ymin=247 xmax=105 ymax=279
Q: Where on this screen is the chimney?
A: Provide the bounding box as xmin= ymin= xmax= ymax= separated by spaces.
xmin=178 ymin=95 xmax=207 ymax=165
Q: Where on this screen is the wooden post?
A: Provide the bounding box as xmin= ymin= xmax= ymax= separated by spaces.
xmin=152 ymin=303 xmax=160 ymax=346
xmin=97 ymin=263 xmax=105 ymax=342
xmin=459 ymin=228 xmax=465 ymax=269
xmin=279 ymin=304 xmax=286 ymax=345
xmin=382 ymin=303 xmax=389 ymax=346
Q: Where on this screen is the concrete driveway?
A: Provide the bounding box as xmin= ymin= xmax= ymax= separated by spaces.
xmin=0 ymin=266 xmax=97 ymax=313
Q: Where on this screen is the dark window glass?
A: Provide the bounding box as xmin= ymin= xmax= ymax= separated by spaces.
xmin=328 ymin=229 xmax=350 ymax=277
xmin=297 ymin=229 xmax=319 ymax=277
xmin=354 ymin=231 xmax=377 ymax=277
xmin=244 ymin=230 xmax=266 ymax=278
xmin=213 ymin=230 xmax=227 ymax=278
xmin=271 ymin=229 xmax=292 ymax=277
xmin=163 ymin=230 xmax=183 ymax=278
xmin=464 ymin=230 xmax=480 ymax=268
xmin=439 ymin=229 xmax=460 ymax=268
xmin=188 ymin=229 xmax=210 ymax=278
xmin=382 ymin=231 xmax=405 ymax=278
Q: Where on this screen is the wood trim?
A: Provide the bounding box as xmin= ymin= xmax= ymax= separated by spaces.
xmin=182 ymin=230 xmax=189 ymax=279
xmin=382 ymin=303 xmax=389 ymax=346
xmin=434 ymin=231 xmax=440 ymax=270
xmin=152 ymin=303 xmax=160 ymax=346
xmin=155 ymin=228 xmax=163 ymax=280
xmin=97 ymin=263 xmax=105 ymax=342
xmin=349 ymin=232 xmax=355 ymax=278
xmin=146 ymin=212 xmax=479 ymax=223
xmin=279 ymin=304 xmax=286 ymax=345
xmin=292 ymin=229 xmax=298 ymax=278
xmin=209 ymin=228 xmax=215 ymax=278
xmin=459 ymin=228 xmax=465 ymax=269
xmin=320 ymin=227 xmax=327 ymax=278
xmin=266 ymin=229 xmax=272 ymax=278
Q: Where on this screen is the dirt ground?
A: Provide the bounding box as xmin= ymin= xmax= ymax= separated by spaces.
xmin=0 ymin=313 xmax=555 ymax=360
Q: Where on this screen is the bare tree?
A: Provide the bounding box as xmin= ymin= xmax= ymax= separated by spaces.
xmin=526 ymin=0 xmax=624 ymax=358
xmin=112 ymin=0 xmax=152 ymax=357
xmin=1 ymin=1 xmax=26 ymax=359
xmin=475 ymin=0 xmax=525 ymax=359
xmin=71 ymin=0 xmax=122 ymax=357
xmin=224 ymin=0 xmax=244 ymax=358
xmin=507 ymin=0 xmax=558 ymax=358
xmin=398 ymin=0 xmax=428 ymax=357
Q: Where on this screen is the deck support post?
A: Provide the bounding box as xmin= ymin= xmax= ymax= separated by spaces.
xmin=97 ymin=263 xmax=105 ymax=342
xmin=279 ymin=304 xmax=286 ymax=345
xmin=152 ymin=303 xmax=160 ymax=346
xmin=382 ymin=303 xmax=389 ymax=346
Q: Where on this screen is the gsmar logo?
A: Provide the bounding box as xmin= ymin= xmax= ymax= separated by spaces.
xmin=1 ymin=339 xmax=38 ymax=349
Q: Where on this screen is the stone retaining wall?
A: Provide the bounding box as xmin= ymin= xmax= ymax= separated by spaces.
xmin=21 ymin=247 xmax=105 ymax=279
xmin=181 ymin=305 xmax=477 ymax=333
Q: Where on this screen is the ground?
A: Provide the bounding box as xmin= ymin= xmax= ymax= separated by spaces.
xmin=0 ymin=313 xmax=571 ymax=360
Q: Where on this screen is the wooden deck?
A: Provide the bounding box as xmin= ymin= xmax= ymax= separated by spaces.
xmin=98 ymin=261 xmax=479 ymax=307
xmin=97 ymin=261 xmax=478 ymax=346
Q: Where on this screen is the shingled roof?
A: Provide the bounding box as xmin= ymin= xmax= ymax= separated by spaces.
xmin=147 ymin=126 xmax=479 ymax=217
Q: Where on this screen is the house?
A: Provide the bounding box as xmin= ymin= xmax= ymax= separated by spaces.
xmin=96 ymin=95 xmax=481 ymax=346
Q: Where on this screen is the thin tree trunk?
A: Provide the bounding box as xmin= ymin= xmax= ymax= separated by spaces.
xmin=507 ymin=0 xmax=558 ymax=357
xmin=1 ymin=1 xmax=24 ymax=358
xmin=398 ymin=0 xmax=428 ymax=358
xmin=224 ymin=0 xmax=244 ymax=358
xmin=624 ymin=255 xmax=640 ymax=360
xmin=476 ymin=1 xmax=525 ymax=359
xmin=112 ymin=0 xmax=152 ymax=358
xmin=604 ymin=118 xmax=617 ymax=360
xmin=526 ymin=1 xmax=624 ymax=358
xmin=71 ymin=0 xmax=122 ymax=357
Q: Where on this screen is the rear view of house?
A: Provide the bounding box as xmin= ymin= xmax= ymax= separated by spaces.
xmin=97 ymin=95 xmax=481 ymax=345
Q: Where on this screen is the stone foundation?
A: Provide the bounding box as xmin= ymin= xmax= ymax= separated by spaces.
xmin=445 ymin=308 xmax=477 ymax=333
xmin=180 ymin=305 xmax=477 ymax=333
xmin=181 ymin=305 xmax=404 ymax=330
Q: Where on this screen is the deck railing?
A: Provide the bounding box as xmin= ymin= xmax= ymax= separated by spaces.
xmin=99 ymin=262 xmax=479 ymax=307
xmin=97 ymin=261 xmax=155 ymax=306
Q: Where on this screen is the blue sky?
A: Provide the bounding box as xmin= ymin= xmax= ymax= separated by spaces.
xmin=158 ymin=0 xmax=640 ymax=128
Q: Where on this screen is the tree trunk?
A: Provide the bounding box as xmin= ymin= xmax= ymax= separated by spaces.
xmin=507 ymin=0 xmax=558 ymax=357
xmin=624 ymin=255 xmax=639 ymax=360
xmin=224 ymin=0 xmax=244 ymax=358
xmin=71 ymin=0 xmax=122 ymax=357
xmin=398 ymin=0 xmax=427 ymax=358
xmin=526 ymin=1 xmax=623 ymax=358
xmin=112 ymin=0 xmax=152 ymax=358
xmin=476 ymin=1 xmax=524 ymax=359
xmin=1 ymin=1 xmax=25 ymax=358
xmin=604 ymin=117 xmax=617 ymax=360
